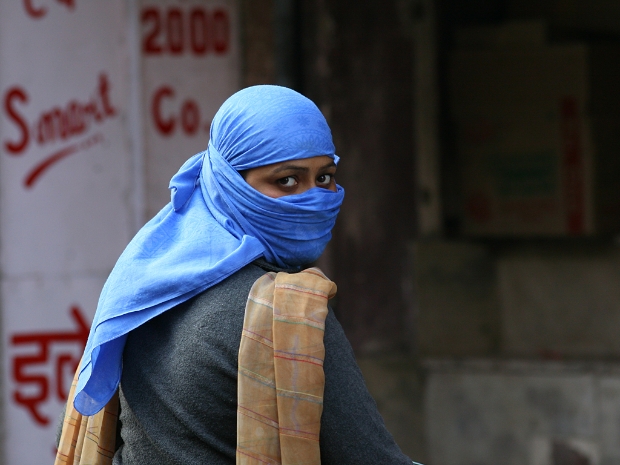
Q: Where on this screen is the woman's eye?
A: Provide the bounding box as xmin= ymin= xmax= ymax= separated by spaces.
xmin=317 ymin=174 xmax=333 ymax=185
xmin=277 ymin=176 xmax=297 ymax=187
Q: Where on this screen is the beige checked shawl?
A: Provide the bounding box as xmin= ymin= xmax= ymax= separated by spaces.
xmin=55 ymin=268 xmax=336 ymax=465
xmin=54 ymin=373 xmax=119 ymax=465
xmin=237 ymin=268 xmax=336 ymax=465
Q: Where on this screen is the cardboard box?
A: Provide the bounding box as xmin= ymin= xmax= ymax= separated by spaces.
xmin=454 ymin=20 xmax=547 ymax=49
xmin=508 ymin=0 xmax=620 ymax=36
xmin=450 ymin=44 xmax=620 ymax=236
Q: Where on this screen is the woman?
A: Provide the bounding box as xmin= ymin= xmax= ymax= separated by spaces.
xmin=59 ymin=85 xmax=416 ymax=464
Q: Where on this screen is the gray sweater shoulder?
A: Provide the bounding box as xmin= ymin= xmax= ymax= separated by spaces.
xmin=115 ymin=263 xmax=412 ymax=465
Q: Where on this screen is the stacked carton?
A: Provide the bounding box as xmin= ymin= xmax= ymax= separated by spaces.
xmin=508 ymin=0 xmax=620 ymax=36
xmin=450 ymin=22 xmax=620 ymax=236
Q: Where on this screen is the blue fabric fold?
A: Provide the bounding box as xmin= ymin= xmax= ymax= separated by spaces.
xmin=74 ymin=85 xmax=344 ymax=415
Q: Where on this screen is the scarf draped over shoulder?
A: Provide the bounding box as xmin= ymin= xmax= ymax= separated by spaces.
xmin=73 ymin=85 xmax=344 ymax=416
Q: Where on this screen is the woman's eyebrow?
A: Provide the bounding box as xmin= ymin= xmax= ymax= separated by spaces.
xmin=320 ymin=161 xmax=337 ymax=170
xmin=272 ymin=164 xmax=309 ymax=174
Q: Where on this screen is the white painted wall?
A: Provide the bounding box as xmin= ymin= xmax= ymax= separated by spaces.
xmin=140 ymin=0 xmax=241 ymax=218
xmin=0 ymin=1 xmax=240 ymax=463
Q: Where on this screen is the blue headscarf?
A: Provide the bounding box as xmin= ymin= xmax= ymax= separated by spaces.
xmin=74 ymin=85 xmax=344 ymax=415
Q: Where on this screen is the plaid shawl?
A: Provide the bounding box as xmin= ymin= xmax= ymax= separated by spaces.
xmin=237 ymin=268 xmax=336 ymax=465
xmin=54 ymin=370 xmax=119 ymax=464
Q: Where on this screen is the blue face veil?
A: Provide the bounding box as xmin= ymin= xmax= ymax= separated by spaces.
xmin=74 ymin=85 xmax=344 ymax=415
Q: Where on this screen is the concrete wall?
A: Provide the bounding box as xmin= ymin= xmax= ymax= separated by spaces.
xmin=415 ymin=240 xmax=620 ymax=359
xmin=498 ymin=245 xmax=620 ymax=358
xmin=417 ymin=240 xmax=620 ymax=464
xmin=426 ymin=359 xmax=620 ymax=465
xmin=358 ymin=354 xmax=427 ymax=462
xmin=414 ymin=240 xmax=501 ymax=357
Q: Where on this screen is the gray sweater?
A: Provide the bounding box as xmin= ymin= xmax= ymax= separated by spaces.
xmin=113 ymin=262 xmax=412 ymax=464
